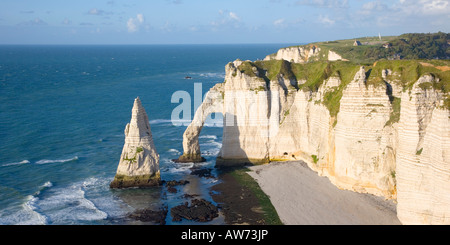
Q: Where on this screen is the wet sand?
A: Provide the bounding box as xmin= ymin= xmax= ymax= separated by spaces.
xmin=247 ymin=161 xmax=402 ymax=225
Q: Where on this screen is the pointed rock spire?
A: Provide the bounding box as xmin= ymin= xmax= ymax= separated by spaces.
xmin=110 ymin=97 xmax=161 ymax=188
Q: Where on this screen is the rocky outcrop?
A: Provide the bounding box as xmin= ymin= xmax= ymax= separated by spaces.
xmin=170 ymin=199 xmax=219 ymax=222
xmin=328 ymin=50 xmax=346 ymax=61
xmin=264 ymin=45 xmax=348 ymax=63
xmin=110 ymin=97 xmax=161 ymax=188
xmin=179 ymin=57 xmax=450 ymax=224
xmin=128 ymin=206 xmax=168 ymax=225
xmin=264 ymin=45 xmax=321 ymax=63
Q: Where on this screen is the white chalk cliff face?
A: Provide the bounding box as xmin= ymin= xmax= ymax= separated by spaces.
xmin=264 ymin=45 xmax=321 ymax=63
xmin=264 ymin=46 xmax=347 ymax=62
xmin=396 ymin=76 xmax=450 ymax=224
xmin=179 ymin=57 xmax=450 ymax=224
xmin=110 ymin=97 xmax=160 ymax=188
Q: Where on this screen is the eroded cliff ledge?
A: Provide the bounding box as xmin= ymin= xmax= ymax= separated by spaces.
xmin=178 ymin=57 xmax=450 ymax=224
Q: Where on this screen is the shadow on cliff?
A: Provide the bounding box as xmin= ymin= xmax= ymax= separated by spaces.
xmin=215 ymin=113 xmax=253 ymax=169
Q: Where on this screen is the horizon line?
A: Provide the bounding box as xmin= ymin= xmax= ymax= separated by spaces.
xmin=0 ymin=42 xmax=302 ymax=46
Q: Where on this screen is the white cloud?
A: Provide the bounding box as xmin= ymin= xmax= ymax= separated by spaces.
xmin=88 ymin=8 xmax=102 ymax=15
xmin=210 ymin=9 xmax=243 ymax=31
xmin=362 ymin=1 xmax=389 ymax=11
xmin=136 ymin=13 xmax=144 ymax=23
xmin=417 ymin=0 xmax=448 ymax=14
xmin=127 ymin=13 xmax=146 ymax=32
xmin=127 ymin=18 xmax=137 ymax=32
xmin=318 ymin=15 xmax=335 ymax=25
xmin=295 ymin=0 xmax=349 ymax=8
xmin=87 ymin=8 xmax=113 ymax=16
xmin=229 ymin=12 xmax=240 ymax=21
xmin=353 ymin=0 xmax=450 ymax=29
xmin=273 ymin=18 xmax=285 ymax=27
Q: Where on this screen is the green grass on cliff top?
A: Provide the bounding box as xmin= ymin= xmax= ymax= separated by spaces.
xmin=280 ymin=33 xmax=449 ymax=64
xmin=236 ymin=59 xmax=450 ymax=113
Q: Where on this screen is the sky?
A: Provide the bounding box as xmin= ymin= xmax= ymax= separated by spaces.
xmin=0 ymin=0 xmax=449 ymax=44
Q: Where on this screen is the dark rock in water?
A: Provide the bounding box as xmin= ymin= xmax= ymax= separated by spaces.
xmin=182 ymin=193 xmax=200 ymax=199
xmin=172 ymin=154 xmax=206 ymax=163
xmin=167 ymin=186 xmax=178 ymax=193
xmin=164 ymin=180 xmax=190 ymax=187
xmin=171 ymin=199 xmax=219 ymax=222
xmin=162 ymin=180 xmax=189 ymax=194
xmin=128 ymin=206 xmax=168 ymax=225
xmin=190 ymin=168 xmax=213 ymax=178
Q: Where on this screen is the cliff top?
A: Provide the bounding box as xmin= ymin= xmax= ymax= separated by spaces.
xmin=270 ymin=32 xmax=449 ymax=64
xmin=233 ymin=59 xmax=450 ymax=114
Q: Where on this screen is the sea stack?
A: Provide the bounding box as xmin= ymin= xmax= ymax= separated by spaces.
xmin=110 ymin=97 xmax=161 ymax=188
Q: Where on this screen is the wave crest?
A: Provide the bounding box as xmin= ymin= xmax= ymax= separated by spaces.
xmin=2 ymin=160 xmax=30 ymax=167
xmin=36 ymin=156 xmax=78 ymax=165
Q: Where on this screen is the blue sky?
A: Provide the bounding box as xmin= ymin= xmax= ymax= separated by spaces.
xmin=0 ymin=0 xmax=449 ymax=44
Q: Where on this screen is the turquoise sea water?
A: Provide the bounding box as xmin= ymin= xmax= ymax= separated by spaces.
xmin=0 ymin=44 xmax=290 ymax=225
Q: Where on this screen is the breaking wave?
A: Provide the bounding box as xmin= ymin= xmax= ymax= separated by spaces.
xmin=1 ymin=160 xmax=30 ymax=167
xmin=167 ymin=148 xmax=181 ymax=155
xmin=35 ymin=156 xmax=78 ymax=165
xmin=199 ymin=135 xmax=218 ymax=140
xmin=1 ymin=181 xmax=54 ymax=225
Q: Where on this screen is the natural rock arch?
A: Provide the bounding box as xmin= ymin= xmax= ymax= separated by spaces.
xmin=176 ymin=83 xmax=225 ymax=162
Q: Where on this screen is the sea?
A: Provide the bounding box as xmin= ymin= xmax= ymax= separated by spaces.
xmin=0 ymin=44 xmax=290 ymax=225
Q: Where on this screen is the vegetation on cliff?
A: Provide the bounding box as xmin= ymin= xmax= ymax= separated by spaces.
xmin=279 ymin=32 xmax=449 ymax=64
xmin=236 ymin=58 xmax=450 ymax=115
xmin=328 ymin=33 xmax=448 ymax=62
xmin=237 ymin=33 xmax=449 ymax=117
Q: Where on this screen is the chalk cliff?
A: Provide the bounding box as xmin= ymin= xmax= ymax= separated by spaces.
xmin=110 ymin=97 xmax=161 ymax=188
xmin=264 ymin=45 xmax=347 ymax=62
xmin=396 ymin=76 xmax=450 ymax=224
xmin=178 ymin=56 xmax=450 ymax=224
xmin=264 ymin=45 xmax=321 ymax=63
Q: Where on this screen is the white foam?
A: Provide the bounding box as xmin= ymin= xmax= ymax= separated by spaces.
xmin=33 ymin=181 xmax=108 ymax=224
xmin=199 ymin=139 xmax=222 ymax=156
xmin=200 ymin=140 xmax=222 ymax=149
xmin=19 ymin=195 xmax=49 ymax=225
xmin=199 ymin=135 xmax=218 ymax=140
xmin=167 ymin=148 xmax=181 ymax=154
xmin=167 ymin=167 xmax=191 ymax=174
xmin=34 ymin=181 xmax=53 ymax=196
xmin=0 ymin=180 xmax=56 ymax=225
xmin=35 ymin=156 xmax=78 ymax=165
xmin=2 ymin=160 xmax=30 ymax=167
xmin=42 ymin=181 xmax=53 ymax=189
xmin=81 ymin=177 xmax=131 ymax=219
xmin=161 ymin=159 xmax=194 ymax=174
